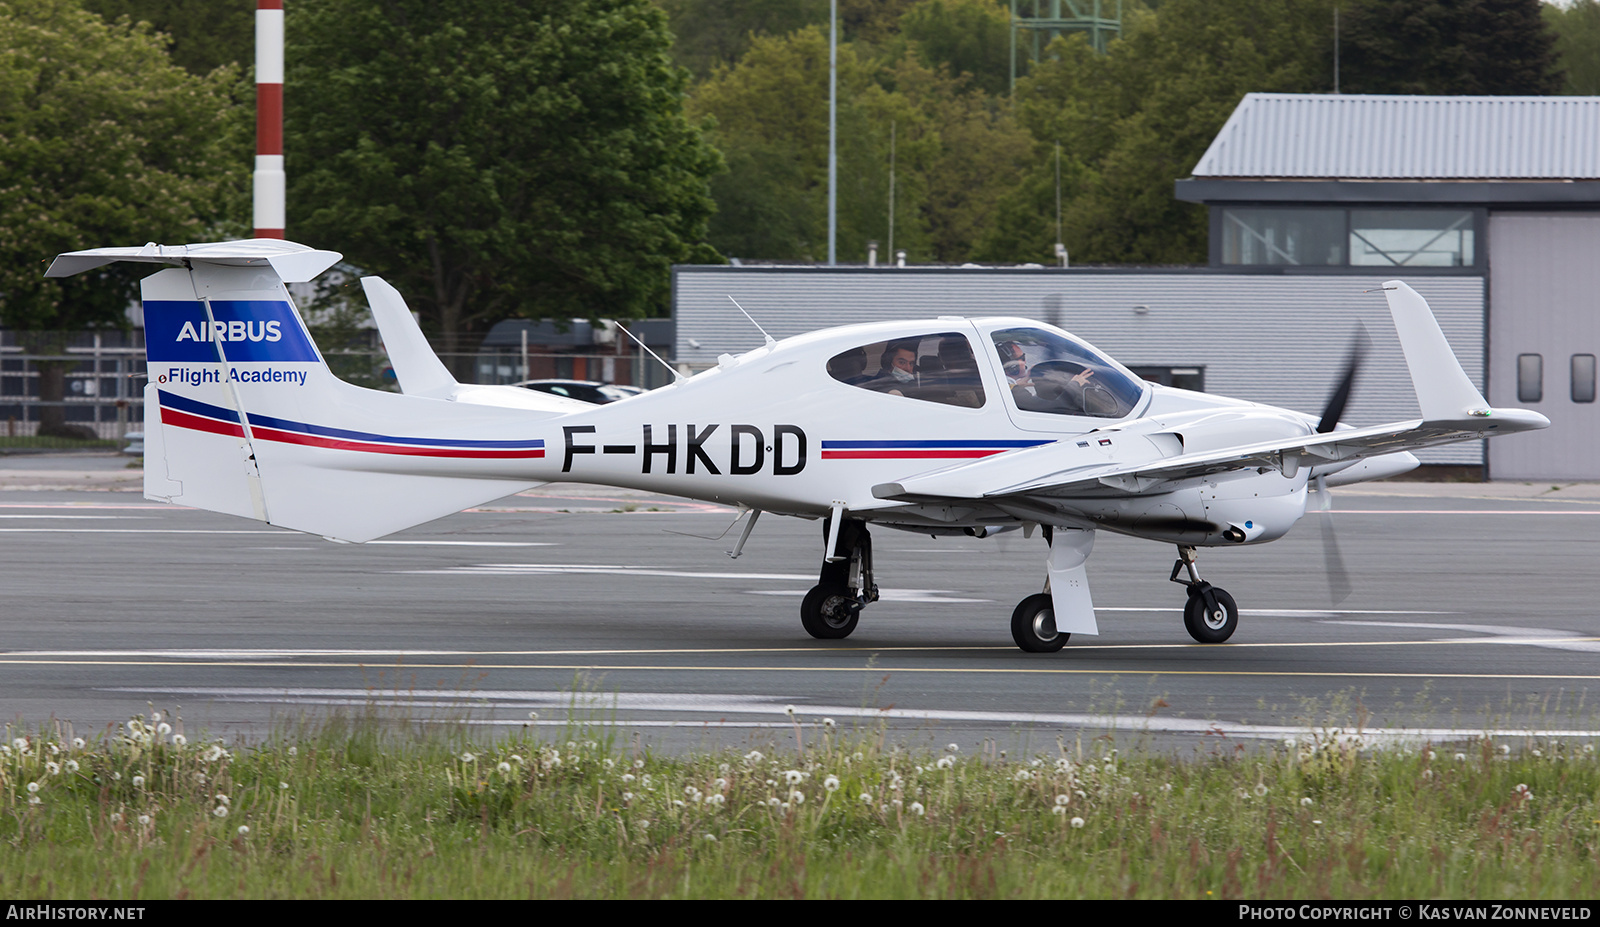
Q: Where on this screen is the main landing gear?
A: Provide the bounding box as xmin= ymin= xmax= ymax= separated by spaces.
xmin=1171 ymin=545 xmax=1239 ymax=643
xmin=800 ymin=517 xmax=878 ymax=639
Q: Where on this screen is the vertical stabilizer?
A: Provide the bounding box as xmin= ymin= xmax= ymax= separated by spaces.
xmin=1382 ymin=280 xmax=1488 ymax=420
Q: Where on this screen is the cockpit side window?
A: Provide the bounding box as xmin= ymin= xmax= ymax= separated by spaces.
xmin=827 ymin=332 xmax=985 ymax=408
xmin=992 ymin=327 xmax=1143 ymax=418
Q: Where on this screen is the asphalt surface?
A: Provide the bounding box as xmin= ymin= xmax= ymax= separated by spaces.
xmin=3 ymin=453 xmax=1599 ymax=757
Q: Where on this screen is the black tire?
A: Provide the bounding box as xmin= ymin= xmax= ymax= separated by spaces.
xmin=1183 ymin=586 xmax=1238 ymax=644
xmin=1010 ymin=592 xmax=1069 ymax=653
xmin=801 ymin=584 xmax=859 ymax=639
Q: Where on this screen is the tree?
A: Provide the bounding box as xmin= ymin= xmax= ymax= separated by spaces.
xmin=896 ymin=0 xmax=1011 ymax=97
xmin=1545 ymin=0 xmax=1600 ymax=95
xmin=81 ymin=0 xmax=253 ymax=76
xmin=657 ymin=0 xmax=828 ymax=79
xmin=287 ymin=0 xmax=723 ymax=362
xmin=689 ymin=22 xmax=1027 ymax=263
xmin=0 ymin=0 xmax=247 ymax=437
xmin=978 ymin=0 xmax=1336 ymax=265
xmin=1341 ymin=0 xmax=1562 ymax=95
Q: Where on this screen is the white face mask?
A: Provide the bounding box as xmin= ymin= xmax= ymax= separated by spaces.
xmin=890 ymin=366 xmax=915 ymax=383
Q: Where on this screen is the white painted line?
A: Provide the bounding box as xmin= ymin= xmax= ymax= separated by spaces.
xmin=366 ymin=540 xmax=556 ymax=547
xmin=100 ymin=686 xmax=1600 ymax=743
xmin=0 ymin=515 xmax=147 ymax=519
xmin=0 ymin=528 xmax=285 ymax=534
xmin=1324 ymin=619 xmax=1600 ymax=654
xmin=748 ymin=589 xmax=991 ymax=603
xmin=396 ymin=563 xmax=813 ymax=580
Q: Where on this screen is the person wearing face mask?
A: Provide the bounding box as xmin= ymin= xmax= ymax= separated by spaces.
xmin=871 ymin=342 xmax=919 ymax=396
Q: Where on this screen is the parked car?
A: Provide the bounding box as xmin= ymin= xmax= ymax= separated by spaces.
xmin=511 ymin=379 xmax=644 ymax=404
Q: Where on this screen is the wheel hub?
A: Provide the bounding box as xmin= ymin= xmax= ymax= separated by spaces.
xmin=1031 ymin=609 xmax=1057 ymax=641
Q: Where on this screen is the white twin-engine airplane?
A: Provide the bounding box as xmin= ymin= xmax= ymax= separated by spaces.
xmin=49 ymin=239 xmax=1548 ymax=652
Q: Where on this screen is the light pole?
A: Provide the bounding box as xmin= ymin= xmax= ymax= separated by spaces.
xmin=827 ymin=0 xmax=837 ymax=266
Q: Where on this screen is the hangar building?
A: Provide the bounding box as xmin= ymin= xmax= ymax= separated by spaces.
xmin=672 ymin=93 xmax=1600 ymax=479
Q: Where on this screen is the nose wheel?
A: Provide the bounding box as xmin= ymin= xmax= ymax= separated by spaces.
xmin=800 ymin=516 xmax=877 ymax=640
xmin=1171 ymin=546 xmax=1239 ymax=644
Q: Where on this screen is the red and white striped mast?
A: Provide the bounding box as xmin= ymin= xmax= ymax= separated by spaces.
xmin=253 ymin=0 xmax=285 ymax=239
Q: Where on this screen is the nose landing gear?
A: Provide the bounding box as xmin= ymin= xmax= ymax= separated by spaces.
xmin=800 ymin=517 xmax=878 ymax=639
xmin=1171 ymin=545 xmax=1238 ymax=643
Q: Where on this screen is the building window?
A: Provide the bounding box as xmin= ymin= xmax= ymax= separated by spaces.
xmin=1128 ymin=365 xmax=1205 ymax=392
xmin=1573 ymin=354 xmax=1596 ymax=404
xmin=1349 ymin=210 xmax=1474 ymax=267
xmin=1517 ymin=353 xmax=1543 ymax=403
xmin=1219 ymin=207 xmax=1477 ymax=268
xmin=1220 ymin=208 xmax=1344 ymax=266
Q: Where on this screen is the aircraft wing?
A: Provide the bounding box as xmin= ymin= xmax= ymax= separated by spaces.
xmin=873 ymin=411 xmax=1545 ymax=505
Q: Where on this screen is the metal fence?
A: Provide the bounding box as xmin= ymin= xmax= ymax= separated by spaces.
xmin=0 ymin=333 xmax=672 ymax=451
xmin=0 ymin=333 xmax=146 ymax=446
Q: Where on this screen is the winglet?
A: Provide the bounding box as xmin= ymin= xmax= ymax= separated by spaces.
xmin=1381 ymin=281 xmax=1488 ymax=420
xmin=361 ymin=277 xmax=459 ymax=400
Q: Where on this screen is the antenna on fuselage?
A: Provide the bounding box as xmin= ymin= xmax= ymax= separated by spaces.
xmin=612 ymin=321 xmax=685 ymax=382
xmin=727 ymin=296 xmax=776 ymax=347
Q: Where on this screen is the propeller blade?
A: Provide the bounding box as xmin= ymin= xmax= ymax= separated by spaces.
xmin=1315 ymin=475 xmax=1351 ymax=605
xmin=1317 ymin=324 xmax=1371 ymax=434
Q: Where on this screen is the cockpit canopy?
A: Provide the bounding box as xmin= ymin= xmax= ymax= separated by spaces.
xmin=990 ymin=326 xmax=1143 ymax=418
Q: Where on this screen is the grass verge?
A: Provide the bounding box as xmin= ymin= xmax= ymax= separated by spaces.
xmin=3 ymin=709 xmax=1598 ymax=899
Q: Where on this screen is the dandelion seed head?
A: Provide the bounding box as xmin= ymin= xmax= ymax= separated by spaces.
xmin=527 ymin=711 xmax=539 ymax=721
xmin=460 ymin=752 xmax=475 ymax=763
xmin=1052 ymin=805 xmax=1067 ymax=816
xmin=784 ymin=770 xmax=803 ymax=785
xmin=1455 ymin=752 xmax=1467 ymax=762
xmin=156 ymin=723 xmax=172 ymax=737
xmin=216 ymin=794 xmax=229 ymax=805
xmin=713 ymin=777 xmax=728 ymax=791
xmin=12 ymin=737 xmax=27 ymax=752
xmin=287 ymin=747 xmax=297 ymax=757
xmin=910 ymin=801 xmax=925 ymax=816
xmin=1070 ymin=816 xmax=1085 ymax=828
xmin=859 ymin=792 xmax=872 ymax=803
xmin=1254 ymin=784 xmax=1269 ymax=797
xmin=137 ymin=814 xmax=150 ymax=826
xmin=634 ymin=759 xmax=645 ymax=770
xmin=673 ymin=800 xmax=686 ymax=808
xmin=28 ymin=796 xmax=40 ymax=805
xmin=497 ymin=762 xmax=512 ymax=774
xmin=1015 ymin=770 xmax=1033 ymax=781
xmin=703 ymin=833 xmax=717 ymax=842
xmin=936 ymin=757 xmax=954 ymax=770
xmin=110 ymin=813 xmax=122 ymax=823
xmin=1500 ymin=744 xmax=1511 ymax=756
xmin=788 ymin=790 xmax=805 ymax=804
xmin=945 ymin=743 xmax=959 ymax=753
xmin=823 ymin=718 xmax=835 ymax=729
xmin=26 ymin=782 xmax=40 ymax=793
xmin=172 ymin=734 xmax=186 ymax=748
xmin=824 ymin=775 xmax=840 ymax=792
xmin=46 ymin=762 xmax=59 ymax=775
xmin=707 ymin=794 xmax=725 ymax=807
xmin=237 ymin=825 xmax=249 ymax=836
xmin=622 ymin=791 xmax=634 ymax=802
xmin=213 ymin=805 xmax=228 ymax=818
xmin=784 ymin=705 xmax=796 ymax=717
xmin=132 ymin=775 xmax=145 ymax=788
xmin=745 ymin=750 xmax=764 ymax=764
xmin=279 ymin=782 xmax=289 ymax=790
xmin=1056 ymin=794 xmax=1070 ymax=806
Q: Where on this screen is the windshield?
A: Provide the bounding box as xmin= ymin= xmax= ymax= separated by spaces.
xmin=991 ymin=327 xmax=1143 ymax=418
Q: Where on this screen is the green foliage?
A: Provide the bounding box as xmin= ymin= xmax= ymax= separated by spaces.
xmin=1545 ymin=0 xmax=1600 ymax=95
xmin=287 ymin=0 xmax=723 ymax=356
xmin=80 ymin=0 xmax=253 ymax=76
xmin=0 ymin=0 xmax=248 ymax=333
xmin=897 ymin=0 xmax=1011 ymax=97
xmin=1340 ymin=0 xmax=1563 ymax=95
xmin=978 ymin=0 xmax=1335 ymax=265
xmin=4 ymin=709 xmax=1600 ymax=898
xmin=690 ymin=23 xmax=1027 ymax=263
xmin=657 ymin=0 xmax=829 ymax=78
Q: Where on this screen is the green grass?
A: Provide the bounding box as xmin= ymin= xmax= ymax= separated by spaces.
xmin=3 ymin=709 xmax=1598 ymax=899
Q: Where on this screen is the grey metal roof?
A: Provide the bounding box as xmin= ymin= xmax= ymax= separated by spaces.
xmin=1192 ymin=93 xmax=1600 ymax=180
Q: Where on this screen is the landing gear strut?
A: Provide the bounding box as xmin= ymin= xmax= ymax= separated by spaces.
xmin=1171 ymin=545 xmax=1238 ymax=644
xmin=800 ymin=517 xmax=878 ymax=639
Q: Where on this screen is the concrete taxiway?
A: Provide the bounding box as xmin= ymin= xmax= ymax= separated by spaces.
xmin=2 ymin=453 xmax=1598 ymax=756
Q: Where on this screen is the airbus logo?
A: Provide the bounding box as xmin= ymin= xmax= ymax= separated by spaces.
xmin=175 ymin=320 xmax=284 ymax=343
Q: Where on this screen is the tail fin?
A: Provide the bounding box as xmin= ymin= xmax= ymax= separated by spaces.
xmin=51 ymin=240 xmax=561 ymax=542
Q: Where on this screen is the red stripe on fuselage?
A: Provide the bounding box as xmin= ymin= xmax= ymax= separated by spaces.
xmin=161 ymin=407 xmax=246 ymax=439
xmin=248 ymin=425 xmax=545 ymax=459
xmin=820 ymin=449 xmax=1003 ymax=460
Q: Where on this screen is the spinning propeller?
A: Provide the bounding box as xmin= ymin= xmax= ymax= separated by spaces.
xmin=1312 ymin=326 xmax=1369 ymax=604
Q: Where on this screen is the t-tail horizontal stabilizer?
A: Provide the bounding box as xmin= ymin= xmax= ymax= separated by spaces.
xmin=49 ymin=240 xmax=557 ymax=542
